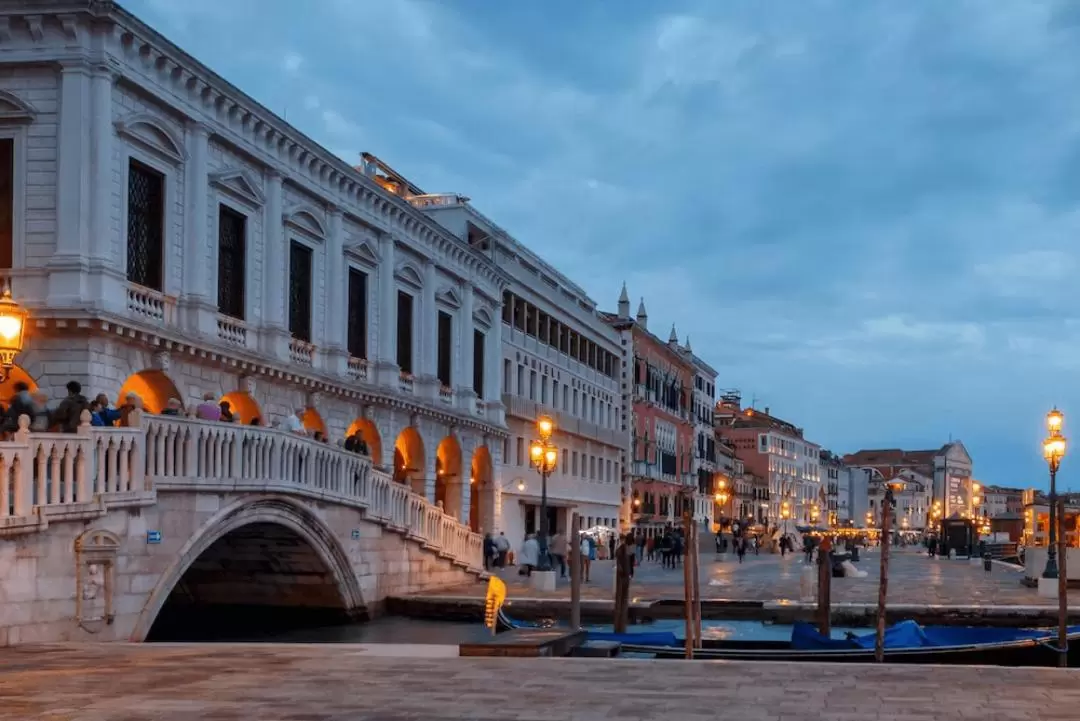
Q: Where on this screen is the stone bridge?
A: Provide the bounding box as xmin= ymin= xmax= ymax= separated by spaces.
xmin=0 ymin=411 xmax=485 ymax=645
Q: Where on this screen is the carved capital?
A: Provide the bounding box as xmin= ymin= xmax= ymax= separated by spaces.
xmin=151 ymin=351 xmax=170 ymax=373
xmin=240 ymin=374 xmax=257 ymax=396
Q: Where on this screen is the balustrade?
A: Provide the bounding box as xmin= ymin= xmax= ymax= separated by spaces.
xmin=0 ymin=412 xmax=482 ymax=572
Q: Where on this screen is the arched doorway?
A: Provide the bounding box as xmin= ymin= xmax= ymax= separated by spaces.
xmin=393 ymin=426 xmax=424 ymax=495
xmin=219 ymin=391 xmax=261 ymax=425
xmin=0 ymin=364 xmax=37 ymax=406
xmin=345 ymin=417 xmax=382 ymax=466
xmin=469 ymin=445 xmax=494 ymax=533
xmin=138 ymin=498 xmax=364 ymax=641
xmin=435 ymin=435 xmax=463 ymax=518
xmin=302 ymin=407 xmax=326 ymax=438
xmin=118 ymin=369 xmax=182 ymax=415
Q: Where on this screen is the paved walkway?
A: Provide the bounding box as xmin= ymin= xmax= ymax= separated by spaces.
xmin=1 ymin=644 xmax=1075 ymax=720
xmin=434 ymin=548 xmax=1073 ymax=606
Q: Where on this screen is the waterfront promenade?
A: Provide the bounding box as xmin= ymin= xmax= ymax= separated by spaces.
xmin=433 ymin=547 xmax=1075 ymax=607
xmin=1 ymin=643 xmax=1076 ymax=720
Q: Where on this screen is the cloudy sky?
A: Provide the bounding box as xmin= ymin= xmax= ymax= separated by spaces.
xmin=130 ymin=0 xmax=1080 ymax=489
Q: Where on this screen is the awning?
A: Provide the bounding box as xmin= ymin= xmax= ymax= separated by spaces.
xmin=514 ymin=495 xmax=579 ymax=509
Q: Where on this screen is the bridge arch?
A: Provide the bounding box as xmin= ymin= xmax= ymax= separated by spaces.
xmin=0 ymin=364 xmax=37 ymax=403
xmin=345 ymin=416 xmax=382 ymax=466
xmin=393 ymin=426 xmax=424 ymax=495
xmin=219 ymin=390 xmax=261 ymax=425
xmin=469 ymin=445 xmax=495 ymax=533
xmin=134 ymin=495 xmax=365 ymax=641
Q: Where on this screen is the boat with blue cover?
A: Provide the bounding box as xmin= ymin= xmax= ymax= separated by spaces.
xmin=497 ymin=610 xmax=1080 ymax=665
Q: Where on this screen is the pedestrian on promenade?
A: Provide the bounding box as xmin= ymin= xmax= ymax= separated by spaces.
xmin=518 ymin=534 xmax=539 ymax=577
xmin=550 ymin=532 xmax=567 ymax=577
xmin=579 ymin=534 xmax=592 ymax=582
xmin=494 ymin=532 xmax=510 ymax=567
xmin=736 ymin=536 xmax=747 ymax=564
xmin=482 ymin=533 xmax=496 ymax=571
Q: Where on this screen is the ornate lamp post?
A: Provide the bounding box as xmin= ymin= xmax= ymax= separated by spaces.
xmin=0 ymin=288 xmax=28 ymax=382
xmin=529 ymin=415 xmax=558 ymax=572
xmin=1042 ymin=409 xmax=1067 ymax=579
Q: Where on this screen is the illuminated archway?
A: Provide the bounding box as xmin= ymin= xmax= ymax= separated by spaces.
xmin=469 ymin=445 xmax=494 ymax=533
xmin=118 ymin=369 xmax=182 ymax=415
xmin=435 ymin=435 xmax=463 ymax=518
xmin=0 ymin=364 xmax=37 ymax=405
xmin=302 ymin=407 xmax=326 ymax=437
xmin=393 ymin=426 xmax=424 ymax=495
xmin=219 ymin=391 xmax=261 ymax=425
xmin=345 ymin=417 xmax=382 ymax=466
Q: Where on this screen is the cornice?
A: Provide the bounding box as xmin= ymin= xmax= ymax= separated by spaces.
xmin=29 ymin=310 xmax=507 ymax=437
xmin=0 ymin=3 xmax=505 ymax=294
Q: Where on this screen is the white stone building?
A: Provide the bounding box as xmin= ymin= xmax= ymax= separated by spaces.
xmin=0 ymin=1 xmax=509 ymax=531
xmin=687 ymin=348 xmax=717 ymax=524
xmin=388 ymin=174 xmax=626 ymax=544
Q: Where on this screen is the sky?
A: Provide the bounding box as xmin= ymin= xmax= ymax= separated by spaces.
xmin=128 ymin=0 xmax=1080 ymax=490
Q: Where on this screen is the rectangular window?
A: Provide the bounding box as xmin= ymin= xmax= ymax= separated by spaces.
xmin=216 ymin=205 xmax=246 ymax=320
xmin=473 ymin=330 xmax=485 ymax=397
xmin=503 ymin=358 xmax=511 ymax=394
xmin=396 ymin=291 xmax=414 ymax=373
xmin=437 ymin=311 xmax=452 ymax=387
xmin=517 ymin=364 xmax=525 ymax=395
xmin=126 ymin=160 xmax=165 ymax=291
xmin=0 ymin=138 xmax=12 ymax=270
xmin=516 ymin=437 xmax=524 ymax=466
xmin=529 ymin=370 xmax=536 ymax=400
xmin=288 ymin=240 xmax=312 ymax=342
xmin=347 ymin=268 xmax=369 ymax=359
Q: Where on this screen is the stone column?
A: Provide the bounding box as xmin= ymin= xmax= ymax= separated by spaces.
xmin=375 ymin=233 xmax=399 ymax=386
xmin=48 ymin=62 xmax=92 ymax=307
xmin=260 ymin=171 xmax=290 ymax=360
xmin=322 ymin=207 xmax=347 ymax=375
xmin=420 ymin=258 xmax=438 ymax=398
xmin=89 ymin=64 xmax=114 ymax=263
xmin=484 ymin=300 xmax=505 ymax=425
xmin=457 ymin=281 xmax=476 ymax=413
xmin=182 ymin=122 xmax=217 ymax=337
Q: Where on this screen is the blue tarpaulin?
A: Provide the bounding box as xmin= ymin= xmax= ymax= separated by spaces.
xmin=791 ymin=620 xmax=1080 ymax=651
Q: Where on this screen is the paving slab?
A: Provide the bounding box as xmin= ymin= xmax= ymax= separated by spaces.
xmin=0 ymin=643 xmax=1077 ymax=720
xmin=433 ymin=548 xmax=1075 ymax=607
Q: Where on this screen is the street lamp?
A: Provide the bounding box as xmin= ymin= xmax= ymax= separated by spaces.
xmin=0 ymin=288 xmax=28 ymax=383
xmin=529 ymin=415 xmax=559 ymax=571
xmin=1042 ymin=409 xmax=1067 ymax=579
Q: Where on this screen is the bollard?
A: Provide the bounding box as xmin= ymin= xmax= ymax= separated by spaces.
xmin=851 ymin=546 xmax=860 ymax=563
xmin=800 ymin=564 xmax=817 ymax=603
xmin=983 ymin=552 xmax=992 ymax=573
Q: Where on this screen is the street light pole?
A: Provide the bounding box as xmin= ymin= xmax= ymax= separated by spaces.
xmin=1042 ymin=409 xmax=1066 ymax=580
xmin=530 ymin=415 xmax=558 ymax=573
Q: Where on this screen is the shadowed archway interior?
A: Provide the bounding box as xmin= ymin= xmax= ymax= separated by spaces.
xmin=146 ymin=522 xmax=356 ymax=641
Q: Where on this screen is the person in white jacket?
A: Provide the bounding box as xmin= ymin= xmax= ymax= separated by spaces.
xmin=518 ymin=534 xmax=540 ymax=576
xmin=579 ymin=536 xmax=592 ymax=582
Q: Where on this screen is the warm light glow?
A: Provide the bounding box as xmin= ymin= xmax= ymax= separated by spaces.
xmin=633 ymin=497 xmax=641 ymax=507
xmin=1047 ymin=408 xmax=1064 ymax=433
xmin=537 ymin=415 xmax=554 ymax=441
xmin=530 ymin=442 xmax=543 ymax=462
xmin=0 ymin=314 xmax=22 ymax=343
xmin=1044 ymin=435 xmax=1067 ymax=463
xmin=516 ymin=479 xmax=526 ymax=492
xmin=972 ymin=495 xmax=981 ymax=505
xmin=0 ymin=289 xmax=27 ymax=368
xmin=469 ymin=476 xmax=475 ymax=485
xmin=972 ymin=482 xmax=981 ymax=492
xmin=544 ymin=447 xmax=558 ymax=466
xmin=717 ymin=479 xmax=727 ymax=490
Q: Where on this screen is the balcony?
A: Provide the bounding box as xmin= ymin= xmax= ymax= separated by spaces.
xmin=503 ymin=326 xmax=617 ymax=393
xmin=126 ymin=283 xmax=176 ymax=325
xmin=289 ymin=338 xmax=314 ymax=367
xmin=347 ymin=357 xmax=369 ymax=382
xmin=501 ymin=393 xmax=622 ymax=446
xmin=216 ymin=315 xmax=248 ymax=348
xmin=398 ymin=372 xmax=415 ymax=394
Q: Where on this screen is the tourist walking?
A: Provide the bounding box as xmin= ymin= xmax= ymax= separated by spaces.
xmin=736 ymin=536 xmax=747 ymax=563
xmin=550 ymin=532 xmax=567 ymax=578
xmin=494 ymin=532 xmax=510 ymax=567
xmin=482 ymin=533 xmax=496 ymax=571
xmin=579 ymin=534 xmax=592 ymax=582
xmin=518 ymin=534 xmax=540 ymax=576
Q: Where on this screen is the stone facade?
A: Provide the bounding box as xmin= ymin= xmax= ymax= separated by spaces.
xmin=0 ymin=490 xmax=476 ymax=645
xmin=0 ymin=1 xmax=510 ymax=528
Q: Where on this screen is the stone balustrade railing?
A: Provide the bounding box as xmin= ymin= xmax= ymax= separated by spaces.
xmin=0 ymin=413 xmax=483 ymax=572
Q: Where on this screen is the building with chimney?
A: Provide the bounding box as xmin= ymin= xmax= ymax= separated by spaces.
xmin=715 ymin=395 xmax=821 ymax=527
xmin=600 ymin=289 xmax=696 ymax=532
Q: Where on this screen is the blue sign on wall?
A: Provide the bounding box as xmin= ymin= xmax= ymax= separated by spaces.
xmin=146 ymin=530 xmax=162 ymax=544
xmin=350 ymin=529 xmax=360 ymax=540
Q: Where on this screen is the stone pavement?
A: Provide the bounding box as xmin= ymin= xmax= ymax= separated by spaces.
xmin=433 ymin=548 xmax=1077 ymax=606
xmin=1 ymin=643 xmax=1076 ymax=720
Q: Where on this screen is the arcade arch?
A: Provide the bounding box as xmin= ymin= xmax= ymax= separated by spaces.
xmin=118 ymin=370 xmax=182 ymax=414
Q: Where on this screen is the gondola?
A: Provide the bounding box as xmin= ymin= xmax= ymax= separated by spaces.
xmin=496 ymin=609 xmax=1080 ymax=665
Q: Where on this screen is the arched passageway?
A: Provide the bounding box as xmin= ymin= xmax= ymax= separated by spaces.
xmin=118 ymin=369 xmax=182 ymax=415
xmin=0 ymin=364 xmax=37 ymax=405
xmin=469 ymin=445 xmax=494 ymax=533
xmin=145 ymin=521 xmax=356 ymax=641
xmin=302 ymin=407 xmax=326 ymax=438
xmin=345 ymin=417 xmax=382 ymax=466
xmin=435 ymin=436 xmax=463 ymax=518
xmin=393 ymin=427 xmax=425 ymax=496
xmin=219 ymin=391 xmax=261 ymax=425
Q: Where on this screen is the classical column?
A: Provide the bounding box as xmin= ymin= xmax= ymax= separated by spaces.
xmin=323 ymin=207 xmax=347 ymax=375
xmin=89 ymin=64 xmax=114 ymax=262
xmin=375 ymin=233 xmax=399 ymax=385
xmin=183 ymin=122 xmax=216 ymax=336
xmin=457 ymin=281 xmax=476 ymax=412
xmin=260 ymin=170 xmax=289 ymax=359
xmin=48 ymin=62 xmax=91 ymax=307
xmin=483 ymin=300 xmax=505 ymax=424
xmin=420 ymin=258 xmax=438 ymax=398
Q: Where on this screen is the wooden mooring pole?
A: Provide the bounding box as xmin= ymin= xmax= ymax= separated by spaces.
xmin=570 ymin=514 xmax=582 ymax=630
xmin=817 ymin=534 xmax=832 ymax=637
xmin=683 ymin=512 xmax=694 ymax=659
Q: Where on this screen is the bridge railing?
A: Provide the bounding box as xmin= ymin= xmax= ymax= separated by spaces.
xmin=1 ymin=412 xmax=147 ymax=531
xmin=141 ymin=414 xmax=483 ymax=571
xmin=1 ymin=412 xmax=483 ymax=572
